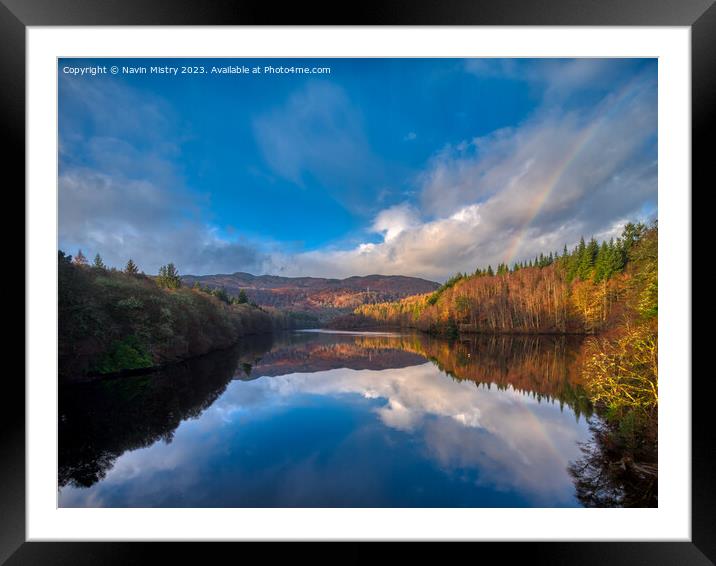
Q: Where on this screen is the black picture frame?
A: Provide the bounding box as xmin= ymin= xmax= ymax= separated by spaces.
xmin=5 ymin=0 xmax=709 ymax=563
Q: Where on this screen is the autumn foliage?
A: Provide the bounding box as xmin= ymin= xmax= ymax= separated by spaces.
xmin=352 ymin=222 xmax=653 ymax=338
xmin=350 ymin=221 xmax=659 ymax=483
xmin=355 ymin=265 xmax=633 ymax=335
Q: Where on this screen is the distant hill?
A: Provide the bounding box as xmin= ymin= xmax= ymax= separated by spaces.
xmin=181 ymin=272 xmax=439 ymax=320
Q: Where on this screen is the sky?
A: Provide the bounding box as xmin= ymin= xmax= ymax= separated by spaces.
xmin=58 ymin=58 xmax=657 ymax=282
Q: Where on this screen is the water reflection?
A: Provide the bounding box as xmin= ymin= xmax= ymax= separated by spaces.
xmin=568 ymin=418 xmax=658 ymax=507
xmin=59 ymin=331 xmax=599 ymax=507
xmin=58 ymin=334 xmax=274 ymax=488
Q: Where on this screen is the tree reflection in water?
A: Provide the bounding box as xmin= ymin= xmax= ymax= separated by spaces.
xmin=59 ymin=330 xmax=656 ymax=507
xmin=59 ymin=334 xmax=274 ymax=488
xmin=568 ymin=417 xmax=657 ymax=507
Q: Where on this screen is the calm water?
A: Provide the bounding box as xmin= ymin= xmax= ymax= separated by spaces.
xmin=59 ymin=330 xmax=596 ymax=507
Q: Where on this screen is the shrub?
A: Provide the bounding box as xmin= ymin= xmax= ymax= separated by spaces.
xmin=582 ymin=322 xmax=658 ymax=420
xmin=93 ymin=335 xmax=153 ymax=374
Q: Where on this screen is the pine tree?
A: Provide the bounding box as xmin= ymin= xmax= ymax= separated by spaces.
xmin=237 ymin=289 xmax=249 ymax=304
xmin=93 ymin=253 xmax=106 ymax=270
xmin=157 ymin=263 xmax=182 ymax=289
xmin=577 ymin=237 xmax=587 ymax=261
xmin=125 ymin=259 xmax=139 ymax=275
xmin=608 ymin=238 xmax=626 ymax=275
xmin=621 ymin=222 xmax=646 ymax=259
xmin=575 ymin=237 xmax=593 ymax=280
xmin=593 ymin=241 xmax=610 ymax=282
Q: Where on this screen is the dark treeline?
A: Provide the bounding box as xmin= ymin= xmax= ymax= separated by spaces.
xmin=58 ymin=251 xmax=311 ymax=380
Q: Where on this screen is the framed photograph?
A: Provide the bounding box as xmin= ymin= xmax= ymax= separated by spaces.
xmin=7 ymin=0 xmax=709 ymax=562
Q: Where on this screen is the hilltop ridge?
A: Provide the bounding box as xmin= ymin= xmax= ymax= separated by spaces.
xmin=181 ymin=272 xmax=440 ymax=319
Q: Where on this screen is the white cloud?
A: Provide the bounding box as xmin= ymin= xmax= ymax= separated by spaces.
xmin=59 ymin=63 xmax=657 ymax=281
xmin=59 ymin=169 xmax=270 ymax=275
xmin=371 ymin=203 xmax=421 ymax=242
xmin=277 ymin=69 xmax=657 ymax=280
xmin=59 ymin=77 xmax=273 ymax=276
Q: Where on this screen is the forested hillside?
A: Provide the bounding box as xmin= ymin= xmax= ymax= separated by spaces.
xmin=348 ymin=222 xmax=656 ymax=337
xmin=181 ymin=272 xmax=439 ymax=320
xmin=59 ymin=252 xmax=279 ymax=380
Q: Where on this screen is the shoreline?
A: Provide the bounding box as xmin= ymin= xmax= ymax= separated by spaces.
xmin=60 ymin=330 xmax=275 ymax=385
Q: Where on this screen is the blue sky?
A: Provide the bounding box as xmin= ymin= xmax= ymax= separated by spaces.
xmin=58 ymin=58 xmax=657 ymax=281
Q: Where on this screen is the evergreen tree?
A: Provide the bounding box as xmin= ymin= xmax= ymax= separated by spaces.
xmin=608 ymin=238 xmax=626 ymax=274
xmin=237 ymin=289 xmax=249 ymax=304
xmin=593 ymin=241 xmax=610 ymax=282
xmin=93 ymin=253 xmax=106 ymax=270
xmin=486 ymin=265 xmax=494 ymax=277
xmin=575 ymin=237 xmax=596 ymax=280
xmin=587 ymin=237 xmax=599 ymax=262
xmin=125 ymin=259 xmax=139 ymax=275
xmin=621 ymin=222 xmax=646 ymax=259
xmin=157 ymin=263 xmax=182 ymax=289
xmin=581 ymin=238 xmax=599 ymax=278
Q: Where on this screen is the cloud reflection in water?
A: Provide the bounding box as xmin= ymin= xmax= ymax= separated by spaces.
xmin=60 ymin=342 xmax=590 ymax=507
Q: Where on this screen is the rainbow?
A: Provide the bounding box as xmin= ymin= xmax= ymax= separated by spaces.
xmin=501 ymin=72 xmax=651 ymax=266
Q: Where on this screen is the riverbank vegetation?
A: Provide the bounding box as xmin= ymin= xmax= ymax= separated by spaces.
xmin=59 ymin=251 xmax=279 ymax=380
xmin=340 ymin=221 xmax=659 ymax=504
xmin=571 ymin=223 xmax=658 ymax=505
xmin=348 ymin=222 xmax=653 ymax=336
